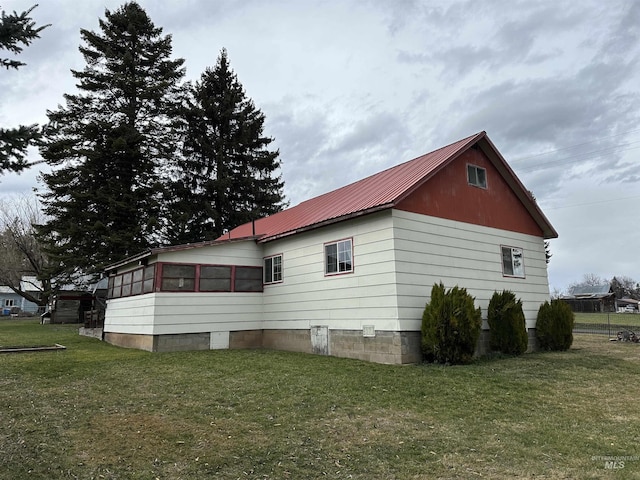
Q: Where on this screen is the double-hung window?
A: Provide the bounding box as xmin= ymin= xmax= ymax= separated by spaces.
xmin=467 ymin=164 xmax=487 ymax=188
xmin=325 ymin=238 xmax=353 ymax=275
xmin=501 ymin=246 xmax=525 ymax=278
xmin=264 ymin=254 xmax=283 ymax=284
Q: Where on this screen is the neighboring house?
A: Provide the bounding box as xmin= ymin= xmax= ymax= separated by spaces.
xmin=103 ymin=131 xmax=558 ymax=364
xmin=561 ymin=284 xmax=615 ymax=313
xmin=0 ymin=277 xmax=42 ymax=315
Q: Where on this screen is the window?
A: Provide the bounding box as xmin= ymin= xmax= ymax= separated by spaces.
xmin=112 ymin=274 xmax=122 ymax=298
xmin=234 ymin=267 xmax=263 ymax=292
xmin=131 ymin=268 xmax=144 ymax=295
xmin=325 ymin=239 xmax=353 ymax=275
xmin=4 ymin=299 xmax=15 ymax=307
xmin=121 ymin=272 xmax=133 ymax=297
xmin=161 ymin=264 xmax=196 ymax=291
xmin=501 ymin=246 xmax=525 ymax=278
xmin=264 ymin=254 xmax=283 ymax=284
xmin=200 ymin=265 xmax=232 ymax=292
xmin=467 ymin=164 xmax=487 ymax=188
xmin=107 ymin=262 xmax=263 ymax=298
xmin=143 ymin=265 xmax=155 ymax=293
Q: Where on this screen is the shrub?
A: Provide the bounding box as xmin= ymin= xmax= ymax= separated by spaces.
xmin=536 ymin=299 xmax=575 ymax=351
xmin=487 ymin=290 xmax=528 ymax=355
xmin=421 ymin=282 xmax=482 ymax=364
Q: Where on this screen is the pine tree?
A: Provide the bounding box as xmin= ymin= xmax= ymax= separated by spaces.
xmin=167 ymin=49 xmax=285 ymax=243
xmin=0 ymin=4 xmax=49 ymax=173
xmin=37 ymin=2 xmax=185 ymax=285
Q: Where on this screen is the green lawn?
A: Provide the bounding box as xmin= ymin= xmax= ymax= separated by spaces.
xmin=574 ymin=312 xmax=640 ymax=328
xmin=1 ymin=319 xmax=640 ymax=479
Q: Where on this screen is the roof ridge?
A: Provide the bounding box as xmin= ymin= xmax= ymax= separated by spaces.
xmin=293 ymin=131 xmax=485 ymax=208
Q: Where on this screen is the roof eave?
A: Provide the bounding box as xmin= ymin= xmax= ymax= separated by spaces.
xmin=104 ymin=236 xmax=263 ymax=273
xmin=476 ymin=136 xmax=559 ymax=240
xmin=258 ymin=203 xmax=394 ymax=243
xmin=104 ymin=249 xmax=154 ymax=273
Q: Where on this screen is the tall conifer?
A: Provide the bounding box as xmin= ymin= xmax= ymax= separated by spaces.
xmin=167 ymin=49 xmax=285 ymax=243
xmin=38 ymin=2 xmax=185 ymax=284
xmin=0 ymin=4 xmax=49 ymax=173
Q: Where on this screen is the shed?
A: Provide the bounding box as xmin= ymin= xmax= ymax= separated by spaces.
xmin=561 ymin=284 xmax=615 ymax=313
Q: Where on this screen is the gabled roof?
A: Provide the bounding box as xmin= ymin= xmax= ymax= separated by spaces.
xmin=221 ymin=131 xmax=558 ymax=243
xmin=567 ymin=284 xmax=613 ymax=298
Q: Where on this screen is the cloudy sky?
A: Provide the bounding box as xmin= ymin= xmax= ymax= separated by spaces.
xmin=1 ymin=0 xmax=639 ymax=293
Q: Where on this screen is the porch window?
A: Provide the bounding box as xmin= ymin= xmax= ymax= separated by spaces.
xmin=131 ymin=268 xmax=144 ymax=295
xmin=264 ymin=254 xmax=283 ymax=284
xmin=121 ymin=271 xmax=133 ymax=297
xmin=501 ymin=246 xmax=525 ymax=278
xmin=143 ymin=265 xmax=155 ymax=293
xmin=235 ymin=267 xmax=263 ymax=292
xmin=325 ymin=238 xmax=353 ymax=275
xmin=467 ymin=164 xmax=487 ymax=188
xmin=107 ymin=263 xmax=263 ymax=298
xmin=199 ymin=266 xmax=232 ymax=292
xmin=161 ymin=264 xmax=196 ymax=291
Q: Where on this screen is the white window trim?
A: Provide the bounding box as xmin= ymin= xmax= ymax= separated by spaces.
xmin=501 ymin=245 xmax=525 ymax=278
xmin=325 ymin=238 xmax=354 ymax=276
xmin=467 ymin=163 xmax=487 ymax=189
xmin=264 ymin=254 xmax=283 ymax=284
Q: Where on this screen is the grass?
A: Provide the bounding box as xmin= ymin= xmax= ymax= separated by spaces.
xmin=574 ymin=312 xmax=640 ymax=328
xmin=1 ymin=319 xmax=640 ymax=479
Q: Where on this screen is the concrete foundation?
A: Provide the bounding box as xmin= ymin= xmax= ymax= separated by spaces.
xmin=102 ymin=327 xmax=539 ymax=364
xmin=104 ymin=332 xmax=155 ymax=352
xmin=476 ymin=328 xmax=538 ymax=356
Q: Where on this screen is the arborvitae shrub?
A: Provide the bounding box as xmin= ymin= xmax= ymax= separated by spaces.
xmin=487 ymin=290 xmax=528 ymax=355
xmin=421 ymin=282 xmax=482 ymax=364
xmin=536 ymin=299 xmax=575 ymax=351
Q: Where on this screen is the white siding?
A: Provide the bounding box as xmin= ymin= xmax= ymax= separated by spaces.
xmin=104 ymin=240 xmax=264 ymax=336
xmin=392 ymin=210 xmax=551 ymax=330
xmin=104 ymin=294 xmax=157 ymax=335
xmin=262 ymin=210 xmax=400 ymax=331
xmin=104 ymin=292 xmax=263 ymax=335
xmin=149 ymin=292 xmax=263 ymax=334
xmin=105 ymin=211 xmax=553 ymax=340
xmin=158 ymin=241 xmax=263 ymax=266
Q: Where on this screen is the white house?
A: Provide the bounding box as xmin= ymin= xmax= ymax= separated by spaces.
xmin=0 ymin=276 xmax=42 ymax=315
xmin=102 ymin=131 xmax=557 ymax=364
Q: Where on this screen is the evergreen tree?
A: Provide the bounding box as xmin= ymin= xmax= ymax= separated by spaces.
xmin=167 ymin=49 xmax=285 ymax=243
xmin=0 ymin=4 xmax=49 ymax=173
xmin=37 ymin=2 xmax=185 ymax=285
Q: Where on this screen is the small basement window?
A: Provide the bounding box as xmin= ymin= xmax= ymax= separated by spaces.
xmin=467 ymin=164 xmax=487 ymax=188
xmin=501 ymin=246 xmax=525 ymax=278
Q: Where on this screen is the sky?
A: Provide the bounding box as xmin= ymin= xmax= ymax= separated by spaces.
xmin=1 ymin=0 xmax=639 ymax=294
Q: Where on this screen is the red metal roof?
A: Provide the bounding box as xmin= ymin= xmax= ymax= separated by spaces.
xmin=221 ymin=131 xmax=558 ymax=243
xmin=105 ymin=131 xmax=557 ymax=272
xmin=220 ymin=131 xmax=557 ymax=243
